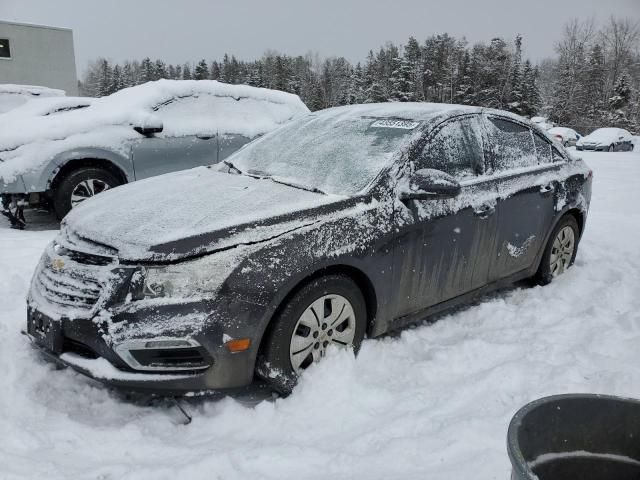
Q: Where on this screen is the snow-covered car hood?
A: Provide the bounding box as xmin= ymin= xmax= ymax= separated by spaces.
xmin=62 ymin=167 xmax=347 ymax=262
xmin=0 ymin=80 xmax=309 ymax=183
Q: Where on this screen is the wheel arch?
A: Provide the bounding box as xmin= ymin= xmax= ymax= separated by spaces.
xmin=256 ymin=263 xmax=379 ymax=355
xmin=48 ymin=157 xmax=129 ymax=193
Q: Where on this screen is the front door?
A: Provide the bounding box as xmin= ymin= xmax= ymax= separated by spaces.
xmin=391 ymin=114 xmax=499 ymax=321
xmin=131 ymin=134 xmax=218 ymax=180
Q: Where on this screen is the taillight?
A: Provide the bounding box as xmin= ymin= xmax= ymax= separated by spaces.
xmin=554 ymin=135 xmax=563 ymax=141
xmin=587 ymin=170 xmax=593 ymax=179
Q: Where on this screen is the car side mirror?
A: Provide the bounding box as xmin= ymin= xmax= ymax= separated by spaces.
xmin=131 ymin=113 xmax=163 ymax=136
xmin=399 ymin=168 xmax=461 ymax=201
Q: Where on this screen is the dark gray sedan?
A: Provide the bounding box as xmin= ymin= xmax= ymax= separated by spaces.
xmin=26 ymin=103 xmax=592 ymax=395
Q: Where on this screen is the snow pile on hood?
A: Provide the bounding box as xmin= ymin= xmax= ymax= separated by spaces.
xmin=0 ymin=80 xmax=309 ymax=182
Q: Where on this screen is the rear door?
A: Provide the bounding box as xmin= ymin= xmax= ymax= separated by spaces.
xmin=391 ymin=114 xmax=499 ymax=319
xmin=131 ymin=95 xmax=220 ymax=180
xmin=483 ymin=115 xmax=559 ymax=281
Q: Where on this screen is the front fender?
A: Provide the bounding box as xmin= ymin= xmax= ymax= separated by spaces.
xmin=47 ymin=147 xmax=135 ymax=188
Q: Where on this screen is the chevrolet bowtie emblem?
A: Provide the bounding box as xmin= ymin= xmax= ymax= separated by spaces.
xmin=52 ymin=258 xmax=65 ymax=270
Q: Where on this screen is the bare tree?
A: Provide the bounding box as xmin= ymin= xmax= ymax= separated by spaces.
xmin=601 ymin=17 xmax=640 ymax=95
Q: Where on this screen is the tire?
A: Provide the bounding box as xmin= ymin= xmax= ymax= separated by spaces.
xmin=256 ymin=274 xmax=367 ymax=395
xmin=608 ymin=144 xmax=615 ymax=152
xmin=52 ymin=167 xmax=122 ymax=219
xmin=535 ymin=215 xmax=580 ymax=286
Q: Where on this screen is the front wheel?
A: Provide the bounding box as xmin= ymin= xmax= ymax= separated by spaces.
xmin=535 ymin=215 xmax=579 ymax=285
xmin=256 ymin=275 xmax=367 ymax=395
xmin=52 ymin=167 xmax=121 ymax=219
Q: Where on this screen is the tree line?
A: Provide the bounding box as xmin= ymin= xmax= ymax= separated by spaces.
xmin=80 ymin=17 xmax=640 ymax=133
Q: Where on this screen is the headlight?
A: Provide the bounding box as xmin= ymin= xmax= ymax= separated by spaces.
xmin=130 ymin=252 xmax=245 ymax=300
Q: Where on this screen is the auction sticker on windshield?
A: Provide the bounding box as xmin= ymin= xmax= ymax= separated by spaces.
xmin=371 ymin=119 xmax=420 ymax=129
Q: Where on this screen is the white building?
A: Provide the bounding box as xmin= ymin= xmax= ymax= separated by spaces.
xmin=0 ymin=21 xmax=78 ymax=95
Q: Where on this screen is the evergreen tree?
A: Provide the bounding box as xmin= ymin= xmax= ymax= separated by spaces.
xmin=389 ymin=56 xmax=415 ymax=102
xmin=194 ymin=59 xmax=209 ymax=80
xmin=97 ymin=59 xmax=113 ymax=97
xmin=140 ymin=57 xmax=155 ymax=83
xmin=506 ymin=35 xmax=524 ymax=114
xmin=109 ymin=64 xmax=124 ymax=94
xmin=210 ymin=61 xmax=221 ymax=80
xmin=182 ymin=63 xmax=192 ymax=80
xmin=154 ymin=59 xmax=168 ymax=79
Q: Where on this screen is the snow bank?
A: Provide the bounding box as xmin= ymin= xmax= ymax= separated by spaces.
xmin=1 ymin=150 xmax=639 ymax=480
xmin=0 ymin=80 xmax=309 ymax=182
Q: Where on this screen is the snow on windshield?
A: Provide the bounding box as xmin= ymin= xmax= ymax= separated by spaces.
xmin=230 ymin=109 xmax=422 ymax=195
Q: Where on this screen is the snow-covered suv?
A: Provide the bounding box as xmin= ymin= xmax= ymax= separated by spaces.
xmin=0 ymin=80 xmax=309 ymax=227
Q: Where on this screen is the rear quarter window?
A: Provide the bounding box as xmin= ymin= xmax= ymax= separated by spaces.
xmin=486 ymin=117 xmax=537 ymax=172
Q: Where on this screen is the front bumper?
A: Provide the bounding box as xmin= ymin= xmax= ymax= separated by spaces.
xmin=576 ymin=144 xmax=608 ymax=151
xmin=26 ymin=298 xmax=267 ymax=396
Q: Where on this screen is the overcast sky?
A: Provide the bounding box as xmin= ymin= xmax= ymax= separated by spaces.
xmin=2 ymin=0 xmax=639 ymax=75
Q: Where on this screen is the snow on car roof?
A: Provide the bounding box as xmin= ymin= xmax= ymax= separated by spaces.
xmin=548 ymin=127 xmax=575 ymax=135
xmin=0 ymin=84 xmax=66 ymax=97
xmin=0 ymin=80 xmax=309 ymax=182
xmin=316 ymin=102 xmax=481 ymax=122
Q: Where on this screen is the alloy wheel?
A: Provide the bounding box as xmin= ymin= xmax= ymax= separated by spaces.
xmin=70 ymin=179 xmax=111 ymax=207
xmin=289 ymin=294 xmax=356 ymax=374
xmin=549 ymin=226 xmax=575 ymax=277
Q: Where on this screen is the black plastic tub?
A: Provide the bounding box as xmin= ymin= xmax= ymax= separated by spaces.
xmin=507 ymin=394 xmax=640 ymax=480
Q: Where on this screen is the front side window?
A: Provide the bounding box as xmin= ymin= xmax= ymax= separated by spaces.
xmin=416 ymin=115 xmax=484 ymax=180
xmin=486 ymin=117 xmax=537 ymax=172
xmin=533 ymin=132 xmax=553 ymax=164
xmin=0 ymin=38 xmax=11 ymax=58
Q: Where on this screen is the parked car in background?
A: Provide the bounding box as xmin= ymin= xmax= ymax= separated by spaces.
xmin=547 ymin=126 xmax=581 ymax=147
xmin=0 ymin=96 xmax=93 ymax=119
xmin=26 ymin=103 xmax=592 ymax=396
xmin=530 ymin=116 xmax=554 ymax=131
xmin=576 ymin=127 xmax=634 ymax=152
xmin=0 ymin=84 xmax=65 ymax=114
xmin=0 ymin=80 xmax=309 ymax=227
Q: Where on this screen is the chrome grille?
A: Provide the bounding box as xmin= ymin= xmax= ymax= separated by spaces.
xmin=30 ymin=242 xmax=116 ymax=317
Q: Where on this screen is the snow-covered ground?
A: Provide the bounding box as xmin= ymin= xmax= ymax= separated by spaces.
xmin=1 ymin=150 xmax=639 ymax=480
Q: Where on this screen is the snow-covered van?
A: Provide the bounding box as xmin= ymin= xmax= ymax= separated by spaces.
xmin=0 ymin=80 xmax=309 ymax=227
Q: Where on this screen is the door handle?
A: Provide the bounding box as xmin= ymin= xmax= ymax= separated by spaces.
xmin=540 ymin=184 xmax=555 ymax=194
xmin=196 ymin=133 xmax=215 ymax=140
xmin=473 ymin=203 xmax=495 ymax=218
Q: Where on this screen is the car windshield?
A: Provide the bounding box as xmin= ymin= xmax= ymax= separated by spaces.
xmin=229 ymin=113 xmax=421 ymax=195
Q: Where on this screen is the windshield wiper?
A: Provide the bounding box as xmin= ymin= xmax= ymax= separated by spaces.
xmin=222 ymin=160 xmax=242 ymax=174
xmin=270 ymin=176 xmax=326 ymax=195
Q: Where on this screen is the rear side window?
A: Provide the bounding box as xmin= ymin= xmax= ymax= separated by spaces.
xmin=533 ymin=133 xmax=553 ymax=164
xmin=417 ymin=115 xmax=484 ymax=179
xmin=486 ymin=117 xmax=537 ymax=171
